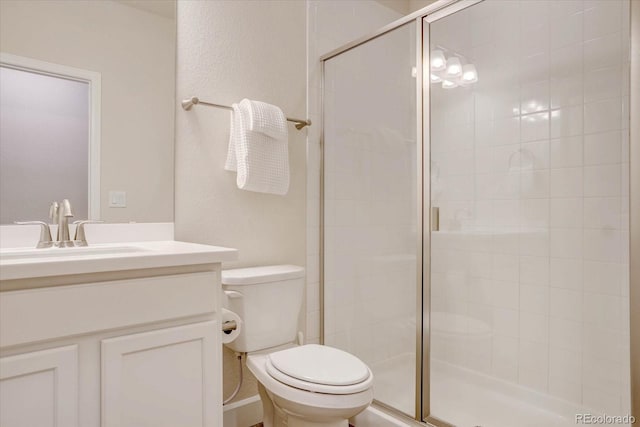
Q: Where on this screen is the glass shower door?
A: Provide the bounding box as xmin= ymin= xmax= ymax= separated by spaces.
xmin=323 ymin=21 xmax=419 ymax=416
xmin=427 ymin=1 xmax=631 ymax=426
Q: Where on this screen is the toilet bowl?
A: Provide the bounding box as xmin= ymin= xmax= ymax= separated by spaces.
xmin=248 ymin=345 xmax=373 ymax=427
xmin=222 ymin=265 xmax=374 ymax=427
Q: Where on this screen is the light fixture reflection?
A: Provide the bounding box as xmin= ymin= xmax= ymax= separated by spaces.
xmin=442 ymin=79 xmax=458 ymax=89
xmin=461 ymin=64 xmax=478 ymax=84
xmin=446 ymin=57 xmax=462 ymax=77
xmin=431 ymin=50 xmax=446 ymax=71
xmin=429 ymin=49 xmax=479 ymax=89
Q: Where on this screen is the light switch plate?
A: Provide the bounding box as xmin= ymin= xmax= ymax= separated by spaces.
xmin=108 ymin=191 xmax=127 ymax=208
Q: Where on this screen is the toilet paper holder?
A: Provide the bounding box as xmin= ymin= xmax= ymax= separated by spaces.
xmin=222 ymin=320 xmax=238 ymax=334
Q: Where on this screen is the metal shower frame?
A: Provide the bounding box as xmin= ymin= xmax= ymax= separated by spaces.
xmin=318 ymin=0 xmax=638 ymax=424
xmin=318 ymin=1 xmax=480 ymax=425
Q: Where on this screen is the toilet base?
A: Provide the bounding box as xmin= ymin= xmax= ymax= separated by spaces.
xmin=258 ymin=383 xmax=350 ymax=427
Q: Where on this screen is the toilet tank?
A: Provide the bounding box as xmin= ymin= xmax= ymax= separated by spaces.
xmin=222 ymin=265 xmax=305 ymax=353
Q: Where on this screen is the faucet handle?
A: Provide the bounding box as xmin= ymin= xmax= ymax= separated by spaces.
xmin=14 ymin=221 xmax=54 ymax=249
xmin=72 ymin=220 xmax=104 ymax=246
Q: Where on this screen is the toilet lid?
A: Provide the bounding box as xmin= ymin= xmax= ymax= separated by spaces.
xmin=268 ymin=344 xmax=370 ymax=387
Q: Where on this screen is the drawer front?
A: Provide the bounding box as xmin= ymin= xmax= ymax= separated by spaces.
xmin=0 ymin=271 xmax=219 ymax=348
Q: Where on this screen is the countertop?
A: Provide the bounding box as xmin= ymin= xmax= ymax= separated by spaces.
xmin=0 ymin=240 xmax=238 ymax=281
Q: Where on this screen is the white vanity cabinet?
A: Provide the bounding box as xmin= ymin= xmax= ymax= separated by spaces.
xmin=101 ymin=321 xmax=218 ymax=427
xmin=0 ymin=241 xmax=237 ymax=427
xmin=0 ymin=345 xmax=79 ymax=427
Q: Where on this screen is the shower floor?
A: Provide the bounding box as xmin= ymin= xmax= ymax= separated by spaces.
xmin=371 ymin=353 xmax=630 ymax=427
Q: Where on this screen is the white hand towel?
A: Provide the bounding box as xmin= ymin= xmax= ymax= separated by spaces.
xmin=224 ymin=102 xmax=241 ymax=172
xmin=247 ymin=99 xmax=288 ymax=141
xmin=225 ymin=99 xmax=290 ymax=195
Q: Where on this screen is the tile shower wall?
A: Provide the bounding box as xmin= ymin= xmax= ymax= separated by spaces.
xmin=430 ymin=0 xmax=630 ymax=414
xmin=306 ymin=1 xmax=411 ymax=344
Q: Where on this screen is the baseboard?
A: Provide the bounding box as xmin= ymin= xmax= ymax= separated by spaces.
xmin=223 ymin=395 xmax=262 ymax=427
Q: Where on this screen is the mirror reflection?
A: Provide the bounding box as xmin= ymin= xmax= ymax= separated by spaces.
xmin=1 ymin=67 xmax=90 ymax=223
xmin=0 ymin=0 xmax=176 ymax=224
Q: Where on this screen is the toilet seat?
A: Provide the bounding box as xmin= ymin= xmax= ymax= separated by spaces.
xmin=265 ymin=344 xmax=373 ymax=395
xmin=247 ymin=351 xmax=374 ymax=425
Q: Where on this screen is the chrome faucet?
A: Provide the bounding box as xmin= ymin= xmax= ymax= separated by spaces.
xmin=55 ymin=199 xmax=74 ymax=247
xmin=15 ymin=199 xmax=103 ymax=248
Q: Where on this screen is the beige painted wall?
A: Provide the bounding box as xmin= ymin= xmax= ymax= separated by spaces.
xmin=0 ymin=0 xmax=175 ymax=223
xmin=174 ymin=0 xmax=306 ymax=403
xmin=375 ymin=0 xmax=411 ymax=15
xmin=375 ymin=0 xmax=437 ymax=16
xmin=409 ymin=0 xmax=437 ymax=13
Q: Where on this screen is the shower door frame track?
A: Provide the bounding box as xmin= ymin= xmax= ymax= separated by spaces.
xmin=319 ymin=1 xmax=481 ymax=425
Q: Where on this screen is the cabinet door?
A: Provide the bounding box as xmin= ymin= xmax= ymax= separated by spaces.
xmin=101 ymin=321 xmax=220 ymax=427
xmin=0 ymin=345 xmax=78 ymax=427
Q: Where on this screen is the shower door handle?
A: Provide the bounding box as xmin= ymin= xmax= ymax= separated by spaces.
xmin=431 ymin=207 xmax=439 ymax=232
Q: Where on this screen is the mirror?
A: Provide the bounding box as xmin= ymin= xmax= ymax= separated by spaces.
xmin=0 ymin=0 xmax=176 ymax=224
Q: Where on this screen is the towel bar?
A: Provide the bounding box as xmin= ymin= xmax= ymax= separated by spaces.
xmin=181 ymin=96 xmax=311 ymax=130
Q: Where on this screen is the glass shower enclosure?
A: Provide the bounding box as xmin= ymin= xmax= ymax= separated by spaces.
xmin=322 ymin=19 xmax=419 ymax=417
xmin=322 ymin=1 xmax=632 ymax=426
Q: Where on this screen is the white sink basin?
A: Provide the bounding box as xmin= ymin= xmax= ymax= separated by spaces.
xmin=0 ymin=245 xmax=148 ymax=261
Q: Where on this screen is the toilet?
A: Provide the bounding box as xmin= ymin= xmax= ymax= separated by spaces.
xmin=222 ymin=265 xmax=374 ymax=427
